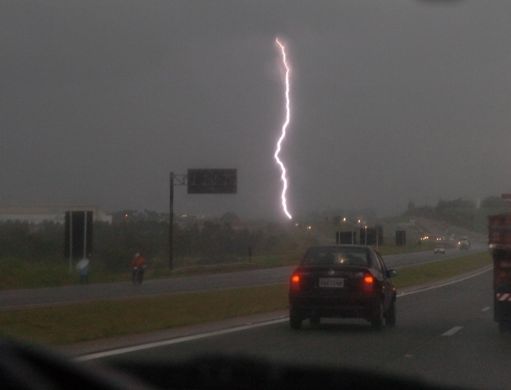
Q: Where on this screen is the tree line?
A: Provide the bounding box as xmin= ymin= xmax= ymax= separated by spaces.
xmin=0 ymin=211 xmax=312 ymax=271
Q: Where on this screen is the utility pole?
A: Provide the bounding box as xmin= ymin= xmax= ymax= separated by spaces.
xmin=169 ymin=172 xmax=174 ymax=270
xmin=68 ymin=212 xmax=73 ymax=273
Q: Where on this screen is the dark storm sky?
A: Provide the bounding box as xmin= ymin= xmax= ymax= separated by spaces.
xmin=1 ymin=0 xmax=511 ymax=218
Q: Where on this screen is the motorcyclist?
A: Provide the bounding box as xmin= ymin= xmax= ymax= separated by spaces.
xmin=131 ymin=252 xmax=146 ymax=284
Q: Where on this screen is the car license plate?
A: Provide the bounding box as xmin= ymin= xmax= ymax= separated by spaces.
xmin=319 ymin=278 xmax=344 ymax=288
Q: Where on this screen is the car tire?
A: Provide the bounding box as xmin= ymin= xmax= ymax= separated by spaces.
xmin=370 ymin=302 xmax=384 ymax=330
xmin=289 ymin=310 xmax=302 ymax=330
xmin=499 ymin=321 xmax=510 ymax=334
xmin=385 ymin=301 xmax=396 ymax=328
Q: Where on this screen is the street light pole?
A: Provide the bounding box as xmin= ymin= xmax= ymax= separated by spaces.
xmin=343 ymin=217 xmax=354 ymax=244
xmin=357 ymin=219 xmax=362 ymax=245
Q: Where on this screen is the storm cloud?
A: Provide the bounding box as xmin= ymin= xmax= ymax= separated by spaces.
xmin=1 ymin=0 xmax=510 ymax=218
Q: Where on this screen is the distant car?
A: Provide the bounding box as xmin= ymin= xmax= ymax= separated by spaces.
xmin=458 ymin=239 xmax=471 ymax=250
xmin=434 ymin=247 xmax=446 ymax=254
xmin=288 ymin=245 xmax=397 ymax=330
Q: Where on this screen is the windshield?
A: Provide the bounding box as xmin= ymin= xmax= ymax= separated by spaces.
xmin=302 ymin=247 xmax=369 ymax=266
xmin=0 ymin=0 xmax=509 ymax=389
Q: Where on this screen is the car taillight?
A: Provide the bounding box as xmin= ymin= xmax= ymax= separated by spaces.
xmin=362 ymin=273 xmax=374 ymax=292
xmin=290 ymin=273 xmax=301 ymax=292
xmin=363 ymin=274 xmax=374 ymax=284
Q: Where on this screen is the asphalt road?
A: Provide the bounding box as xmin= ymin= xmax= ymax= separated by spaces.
xmin=0 ymin=246 xmax=484 ymax=310
xmin=97 ymin=266 xmax=509 ymax=390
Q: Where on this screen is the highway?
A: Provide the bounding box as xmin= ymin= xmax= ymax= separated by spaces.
xmin=90 ymin=266 xmax=509 ymax=390
xmin=0 ymin=247 xmax=484 ymax=309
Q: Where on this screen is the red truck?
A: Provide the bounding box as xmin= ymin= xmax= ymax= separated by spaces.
xmin=488 ymin=214 xmax=511 ymax=332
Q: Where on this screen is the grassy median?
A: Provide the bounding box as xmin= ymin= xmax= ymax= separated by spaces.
xmin=0 ymin=251 xmax=491 ymax=345
xmin=392 ymin=251 xmax=491 ymax=288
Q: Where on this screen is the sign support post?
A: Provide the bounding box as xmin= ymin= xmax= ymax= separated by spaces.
xmin=168 ymin=169 xmax=237 ymax=270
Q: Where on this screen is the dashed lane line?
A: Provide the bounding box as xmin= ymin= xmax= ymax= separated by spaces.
xmin=442 ymin=326 xmax=463 ymax=337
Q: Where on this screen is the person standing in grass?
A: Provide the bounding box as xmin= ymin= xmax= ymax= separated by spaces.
xmin=76 ymin=258 xmax=90 ymax=284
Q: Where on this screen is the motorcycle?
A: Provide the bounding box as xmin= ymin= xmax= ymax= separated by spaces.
xmin=132 ymin=265 xmax=146 ymax=285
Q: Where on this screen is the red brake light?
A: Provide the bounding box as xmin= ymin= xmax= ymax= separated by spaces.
xmin=363 ymin=274 xmax=374 ymax=285
xmin=291 ymin=274 xmax=300 ymax=284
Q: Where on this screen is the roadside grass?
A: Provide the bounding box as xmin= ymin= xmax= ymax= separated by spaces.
xmin=0 ymin=251 xmax=491 ymax=346
xmin=0 ymin=243 xmax=435 ymax=290
xmin=0 ymin=285 xmax=288 ymax=345
xmin=0 ymin=257 xmax=75 ymax=290
xmin=392 ymin=251 xmax=491 ymax=289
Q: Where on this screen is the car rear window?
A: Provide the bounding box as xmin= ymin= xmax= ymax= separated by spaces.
xmin=301 ymin=247 xmax=369 ymax=266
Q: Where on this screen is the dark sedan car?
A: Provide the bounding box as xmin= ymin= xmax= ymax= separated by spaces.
xmin=289 ymin=245 xmax=397 ymax=330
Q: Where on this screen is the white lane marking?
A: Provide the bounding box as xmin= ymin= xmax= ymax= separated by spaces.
xmin=482 ymin=306 xmax=490 ymax=312
xmin=75 ymin=318 xmax=287 ymax=362
xmin=75 ymin=265 xmax=491 ymax=361
xmin=397 ymin=265 xmax=492 ymax=298
xmin=442 ymin=326 xmax=463 ymax=337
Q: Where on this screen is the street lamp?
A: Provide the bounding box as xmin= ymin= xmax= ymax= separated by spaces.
xmin=342 ymin=217 xmax=353 ymax=244
xmin=364 ymin=225 xmax=368 ymax=245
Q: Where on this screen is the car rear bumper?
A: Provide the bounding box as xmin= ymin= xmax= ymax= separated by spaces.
xmin=495 ymin=298 xmax=511 ymax=322
xmin=289 ymin=294 xmax=379 ymax=320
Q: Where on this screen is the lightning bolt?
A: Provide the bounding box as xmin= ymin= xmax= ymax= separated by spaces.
xmin=275 ymin=37 xmax=293 ymax=220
